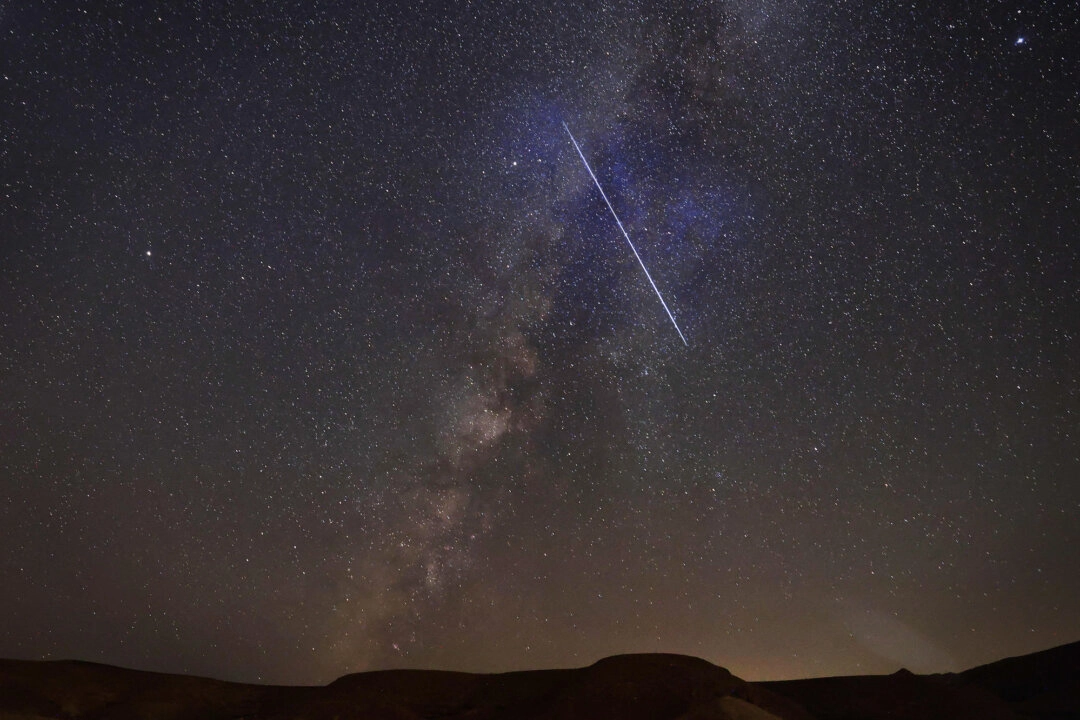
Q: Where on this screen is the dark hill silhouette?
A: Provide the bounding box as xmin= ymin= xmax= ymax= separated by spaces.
xmin=761 ymin=640 xmax=1080 ymax=720
xmin=958 ymin=641 xmax=1080 ymax=719
xmin=0 ymin=641 xmax=1076 ymax=719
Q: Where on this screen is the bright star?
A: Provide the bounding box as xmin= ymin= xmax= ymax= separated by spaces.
xmin=1015 ymin=36 xmax=1025 ymax=45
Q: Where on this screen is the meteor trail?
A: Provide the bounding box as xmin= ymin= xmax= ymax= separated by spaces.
xmin=563 ymin=122 xmax=688 ymax=346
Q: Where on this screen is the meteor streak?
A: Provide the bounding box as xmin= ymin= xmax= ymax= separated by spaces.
xmin=563 ymin=122 xmax=688 ymax=346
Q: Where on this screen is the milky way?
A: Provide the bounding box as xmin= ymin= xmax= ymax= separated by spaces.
xmin=1 ymin=1 xmax=1077 ymax=685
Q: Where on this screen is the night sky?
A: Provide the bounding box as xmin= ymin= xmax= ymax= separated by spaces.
xmin=2 ymin=0 xmax=1078 ymax=686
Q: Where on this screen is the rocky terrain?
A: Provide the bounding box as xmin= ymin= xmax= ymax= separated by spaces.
xmin=1 ymin=641 xmax=1076 ymax=719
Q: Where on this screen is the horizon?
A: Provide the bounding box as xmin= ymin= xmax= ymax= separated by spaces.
xmin=6 ymin=636 xmax=1078 ymax=687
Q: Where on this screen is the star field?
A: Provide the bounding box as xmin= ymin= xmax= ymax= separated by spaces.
xmin=1 ymin=0 xmax=1078 ymax=685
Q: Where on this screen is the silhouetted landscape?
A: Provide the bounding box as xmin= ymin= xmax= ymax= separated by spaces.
xmin=2 ymin=640 xmax=1077 ymax=719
